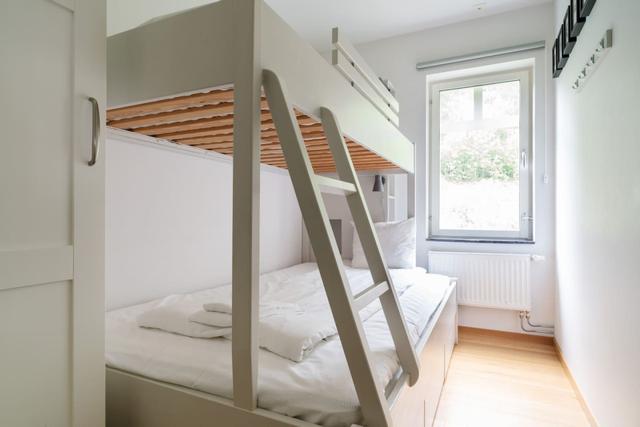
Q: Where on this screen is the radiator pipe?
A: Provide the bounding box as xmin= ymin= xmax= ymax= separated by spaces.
xmin=525 ymin=311 xmax=554 ymax=330
xmin=519 ymin=311 xmax=553 ymax=335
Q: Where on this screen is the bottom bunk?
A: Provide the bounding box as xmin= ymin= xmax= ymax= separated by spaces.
xmin=105 ymin=262 xmax=457 ymax=427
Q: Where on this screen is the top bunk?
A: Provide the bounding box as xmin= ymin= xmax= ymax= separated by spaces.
xmin=106 ymin=87 xmax=398 ymax=173
xmin=106 ymin=0 xmax=414 ymax=173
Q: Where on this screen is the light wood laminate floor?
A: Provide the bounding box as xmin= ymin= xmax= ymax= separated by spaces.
xmin=433 ymin=327 xmax=591 ymax=427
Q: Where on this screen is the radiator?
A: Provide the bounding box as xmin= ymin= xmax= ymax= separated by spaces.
xmin=428 ymin=251 xmax=531 ymax=311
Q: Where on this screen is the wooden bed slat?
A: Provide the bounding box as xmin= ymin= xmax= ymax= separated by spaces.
xmin=107 ymin=88 xmax=399 ymax=172
xmin=160 ymin=121 xmax=321 ymax=141
xmin=106 ymin=89 xmax=235 ymax=121
xmin=176 ymin=126 xmax=326 ymax=146
xmin=109 ymin=103 xmax=267 ymax=129
xmin=109 ymin=103 xmax=236 ymax=128
xmin=132 ymin=116 xmax=237 ymax=135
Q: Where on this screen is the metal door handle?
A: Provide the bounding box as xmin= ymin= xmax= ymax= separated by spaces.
xmin=88 ymin=97 xmax=100 ymax=166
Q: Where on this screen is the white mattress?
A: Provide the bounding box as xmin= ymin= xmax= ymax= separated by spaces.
xmin=106 ymin=263 xmax=451 ymax=426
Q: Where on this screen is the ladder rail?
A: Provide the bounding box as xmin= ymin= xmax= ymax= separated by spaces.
xmin=263 ymin=69 xmax=393 ymax=427
xmin=314 ymin=174 xmax=357 ymax=195
xmin=320 ymin=107 xmax=421 ymax=386
xmin=353 ymin=280 xmax=389 ymax=312
xmin=231 ymin=0 xmax=263 ymax=410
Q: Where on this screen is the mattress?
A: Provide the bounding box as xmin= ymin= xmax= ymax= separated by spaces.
xmin=106 ymin=263 xmax=451 ymax=426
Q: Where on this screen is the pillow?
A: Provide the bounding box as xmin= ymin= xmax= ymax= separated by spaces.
xmin=352 ymin=217 xmax=416 ymax=269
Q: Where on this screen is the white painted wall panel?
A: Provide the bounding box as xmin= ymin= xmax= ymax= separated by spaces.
xmin=553 ymin=0 xmax=640 ymax=425
xmin=0 ymin=282 xmax=72 ymax=427
xmin=0 ymin=2 xmax=101 ymax=425
xmin=105 ymin=134 xmax=302 ymax=309
xmin=0 ymin=0 xmax=73 ymax=251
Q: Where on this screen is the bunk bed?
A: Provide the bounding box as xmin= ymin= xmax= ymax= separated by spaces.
xmin=104 ymin=1 xmax=458 ymax=426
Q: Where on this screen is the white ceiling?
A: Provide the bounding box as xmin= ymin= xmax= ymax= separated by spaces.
xmin=266 ymin=0 xmax=551 ymax=49
xmin=108 ymin=0 xmax=551 ymax=49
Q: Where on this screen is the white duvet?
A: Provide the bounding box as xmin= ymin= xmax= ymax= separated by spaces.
xmin=137 ymin=265 xmax=421 ymax=362
xmin=106 ymin=263 xmax=451 ymax=426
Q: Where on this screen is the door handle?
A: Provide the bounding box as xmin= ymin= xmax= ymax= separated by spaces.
xmin=88 ymin=97 xmax=100 ymax=166
xmin=520 ymin=150 xmax=528 ymax=169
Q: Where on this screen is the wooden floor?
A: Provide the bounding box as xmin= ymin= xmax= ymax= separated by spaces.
xmin=433 ymin=327 xmax=591 ymax=427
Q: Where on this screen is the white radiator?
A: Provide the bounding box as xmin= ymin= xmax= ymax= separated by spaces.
xmin=428 ymin=251 xmax=532 ymax=311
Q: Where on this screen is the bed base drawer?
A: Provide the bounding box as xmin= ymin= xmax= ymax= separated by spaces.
xmin=391 ymin=286 xmax=457 ymax=427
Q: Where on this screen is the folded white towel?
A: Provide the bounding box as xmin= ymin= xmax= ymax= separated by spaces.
xmin=201 ymin=302 xmax=231 ymax=314
xmin=202 ymin=301 xmax=299 ymax=317
xmin=137 ymin=294 xmax=231 ymax=338
xmin=197 ymin=268 xmax=393 ymax=362
xmin=195 ymin=302 xmax=335 ymax=362
xmin=191 ymin=303 xmax=301 ymax=329
xmin=189 ymin=309 xmax=232 ymax=327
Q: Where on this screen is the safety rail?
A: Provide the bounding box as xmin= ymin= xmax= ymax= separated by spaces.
xmin=331 ymin=28 xmax=400 ymax=126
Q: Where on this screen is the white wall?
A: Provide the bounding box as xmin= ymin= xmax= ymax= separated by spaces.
xmin=107 ymin=0 xmax=214 ymax=36
xmin=355 ymin=4 xmax=557 ymax=332
xmin=319 ymin=173 xmax=407 ymax=261
xmin=553 ymin=0 xmax=640 ymax=425
xmin=105 ymin=131 xmax=302 ymax=310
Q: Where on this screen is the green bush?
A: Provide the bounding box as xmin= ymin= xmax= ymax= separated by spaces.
xmin=440 ymin=129 xmax=518 ymax=183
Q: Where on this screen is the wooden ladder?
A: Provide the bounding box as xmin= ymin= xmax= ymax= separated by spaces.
xmin=263 ymin=69 xmax=420 ymax=427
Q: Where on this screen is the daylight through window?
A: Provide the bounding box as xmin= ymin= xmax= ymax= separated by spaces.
xmin=429 ymin=70 xmax=532 ymax=241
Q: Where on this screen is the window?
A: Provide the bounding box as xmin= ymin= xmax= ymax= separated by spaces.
xmin=429 ymin=70 xmax=532 ymax=241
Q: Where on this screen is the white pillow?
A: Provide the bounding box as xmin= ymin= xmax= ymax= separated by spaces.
xmin=352 ymin=217 xmax=416 ymax=269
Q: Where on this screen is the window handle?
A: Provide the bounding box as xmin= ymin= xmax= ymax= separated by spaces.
xmin=520 ymin=150 xmax=528 ymax=169
xmin=521 ymin=212 xmax=534 ymax=222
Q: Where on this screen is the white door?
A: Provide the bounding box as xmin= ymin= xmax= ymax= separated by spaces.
xmin=0 ymin=1 xmax=105 ymax=426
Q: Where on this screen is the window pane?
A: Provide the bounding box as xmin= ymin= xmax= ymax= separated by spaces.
xmin=439 ymin=80 xmax=520 ymax=232
xmin=483 ymin=81 xmax=519 ymax=120
xmin=440 ymin=87 xmax=474 ymax=124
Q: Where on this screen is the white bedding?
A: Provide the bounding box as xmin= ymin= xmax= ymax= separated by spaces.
xmin=137 ymin=264 xmax=421 ymax=362
xmin=106 ymin=263 xmax=451 ymax=426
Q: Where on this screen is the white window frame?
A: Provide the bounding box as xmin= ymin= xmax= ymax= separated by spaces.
xmin=429 ymin=69 xmax=533 ymax=241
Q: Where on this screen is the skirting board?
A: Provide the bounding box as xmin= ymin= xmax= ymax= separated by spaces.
xmin=458 ymin=326 xmax=554 ymax=346
xmin=553 ymin=340 xmax=599 ymax=427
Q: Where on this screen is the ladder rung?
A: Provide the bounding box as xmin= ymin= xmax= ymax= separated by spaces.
xmin=353 ymin=281 xmax=389 ymax=311
xmin=314 ymin=175 xmax=357 ymax=195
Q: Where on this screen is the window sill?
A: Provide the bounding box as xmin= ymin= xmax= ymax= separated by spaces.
xmin=427 ymin=237 xmax=535 ymax=244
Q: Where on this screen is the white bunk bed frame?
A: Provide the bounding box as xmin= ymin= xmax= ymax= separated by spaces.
xmin=105 ymin=1 xmax=458 ymax=426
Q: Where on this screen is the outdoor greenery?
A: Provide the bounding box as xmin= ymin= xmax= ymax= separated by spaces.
xmin=437 ymin=80 xmax=522 ymax=231
xmin=440 ymin=128 xmax=518 ymax=183
xmin=439 ymin=81 xmax=520 ymax=183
